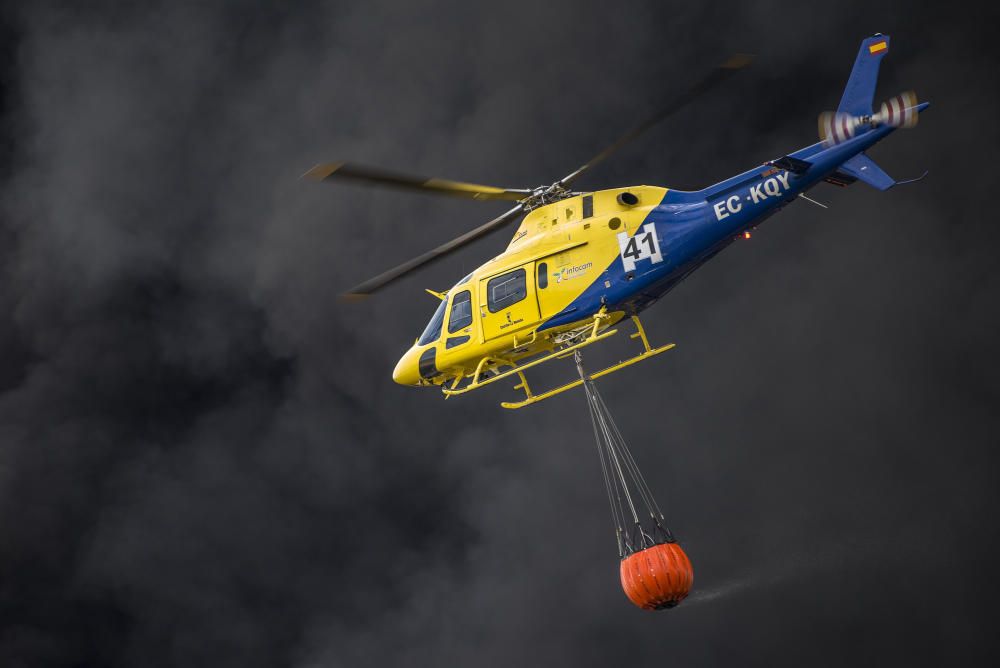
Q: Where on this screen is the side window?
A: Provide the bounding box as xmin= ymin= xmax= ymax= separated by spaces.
xmin=487 ymin=268 xmax=527 ymax=313
xmin=538 ymin=262 xmax=548 ymax=289
xmin=448 ymin=290 xmax=472 ymax=333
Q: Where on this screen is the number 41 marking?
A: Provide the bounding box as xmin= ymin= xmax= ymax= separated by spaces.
xmin=617 ymin=223 xmax=663 ymax=272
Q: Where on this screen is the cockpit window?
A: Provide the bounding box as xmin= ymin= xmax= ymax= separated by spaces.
xmin=417 ymin=298 xmax=447 ymax=345
xmin=448 ymin=290 xmax=472 ymax=333
xmin=417 ymin=274 xmax=475 ymax=346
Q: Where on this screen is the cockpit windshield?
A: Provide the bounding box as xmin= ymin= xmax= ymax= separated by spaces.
xmin=418 ymin=299 xmax=447 ymax=345
xmin=416 ymin=273 xmax=475 ymax=346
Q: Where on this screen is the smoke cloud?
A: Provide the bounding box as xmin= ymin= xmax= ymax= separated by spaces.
xmin=0 ymin=1 xmax=998 ymax=666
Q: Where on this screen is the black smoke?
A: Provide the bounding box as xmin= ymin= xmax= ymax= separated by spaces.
xmin=1 ymin=1 xmax=998 ymax=666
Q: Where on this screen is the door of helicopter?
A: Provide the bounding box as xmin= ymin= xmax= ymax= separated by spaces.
xmin=479 ymin=263 xmax=540 ymax=341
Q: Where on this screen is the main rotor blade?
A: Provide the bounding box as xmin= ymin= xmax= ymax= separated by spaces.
xmin=557 ymin=53 xmax=754 ymax=187
xmin=342 ymin=204 xmax=525 ymax=299
xmin=305 ymin=162 xmax=532 ymax=201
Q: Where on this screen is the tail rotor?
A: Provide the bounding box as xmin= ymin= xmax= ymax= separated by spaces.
xmin=876 ymin=90 xmax=919 ymax=129
xmin=819 ymin=90 xmax=920 ymax=147
xmin=818 ymin=111 xmax=858 ymax=147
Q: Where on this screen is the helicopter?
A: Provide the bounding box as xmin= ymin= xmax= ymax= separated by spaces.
xmin=307 ymin=34 xmax=928 ymax=409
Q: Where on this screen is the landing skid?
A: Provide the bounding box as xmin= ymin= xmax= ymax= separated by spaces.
xmin=500 ymin=315 xmax=674 ymax=409
xmin=441 ymin=312 xmax=674 ymax=409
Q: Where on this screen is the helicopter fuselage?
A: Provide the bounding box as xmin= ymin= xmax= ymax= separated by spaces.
xmin=392 ymin=118 xmax=914 ymax=388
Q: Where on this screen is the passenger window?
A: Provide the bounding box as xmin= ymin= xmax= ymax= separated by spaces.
xmin=538 ymin=263 xmax=548 ymax=289
xmin=448 ymin=290 xmax=472 ymax=333
xmin=487 ymin=268 xmax=527 ymax=313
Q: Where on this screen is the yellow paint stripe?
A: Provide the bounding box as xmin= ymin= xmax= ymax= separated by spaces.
xmin=869 ymin=41 xmax=887 ymax=54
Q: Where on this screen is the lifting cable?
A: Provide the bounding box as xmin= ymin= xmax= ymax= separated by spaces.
xmin=575 ymin=350 xmax=674 ymax=559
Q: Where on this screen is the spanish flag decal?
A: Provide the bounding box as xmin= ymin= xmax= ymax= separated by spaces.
xmin=869 ymin=41 xmax=888 ymax=54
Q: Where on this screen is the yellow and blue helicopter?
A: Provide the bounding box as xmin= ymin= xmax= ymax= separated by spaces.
xmin=307 ymin=34 xmax=927 ymax=409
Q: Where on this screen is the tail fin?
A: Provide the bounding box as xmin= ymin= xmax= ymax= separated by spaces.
xmin=837 ymin=34 xmax=890 ymax=117
xmin=819 ymin=35 xmax=925 ymax=148
xmin=817 ymin=35 xmax=929 ymax=191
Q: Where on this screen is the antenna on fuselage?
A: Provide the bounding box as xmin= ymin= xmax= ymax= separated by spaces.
xmin=798 ymin=192 xmax=829 ymax=209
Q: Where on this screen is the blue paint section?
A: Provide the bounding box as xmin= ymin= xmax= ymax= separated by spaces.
xmin=539 ymin=102 xmax=928 ymax=332
xmin=838 ymin=35 xmax=890 ymax=117
xmin=840 ymin=153 xmax=896 ymax=190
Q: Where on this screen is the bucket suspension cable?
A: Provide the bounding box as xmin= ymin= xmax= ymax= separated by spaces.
xmin=585 ymin=387 xmax=631 ymax=555
xmin=594 ymin=386 xmax=664 ymax=520
xmin=575 ymin=351 xmax=674 ymax=558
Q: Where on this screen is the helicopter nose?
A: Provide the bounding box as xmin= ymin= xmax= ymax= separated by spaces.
xmin=392 ymin=347 xmax=422 ymax=386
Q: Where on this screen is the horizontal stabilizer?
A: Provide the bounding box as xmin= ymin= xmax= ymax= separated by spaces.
xmin=839 ymin=152 xmax=895 ymax=190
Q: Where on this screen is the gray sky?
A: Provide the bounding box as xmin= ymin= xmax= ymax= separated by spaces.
xmin=1 ymin=1 xmax=998 ymax=666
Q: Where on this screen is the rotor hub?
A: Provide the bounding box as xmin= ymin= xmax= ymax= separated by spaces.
xmin=521 ymin=183 xmax=578 ymax=211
